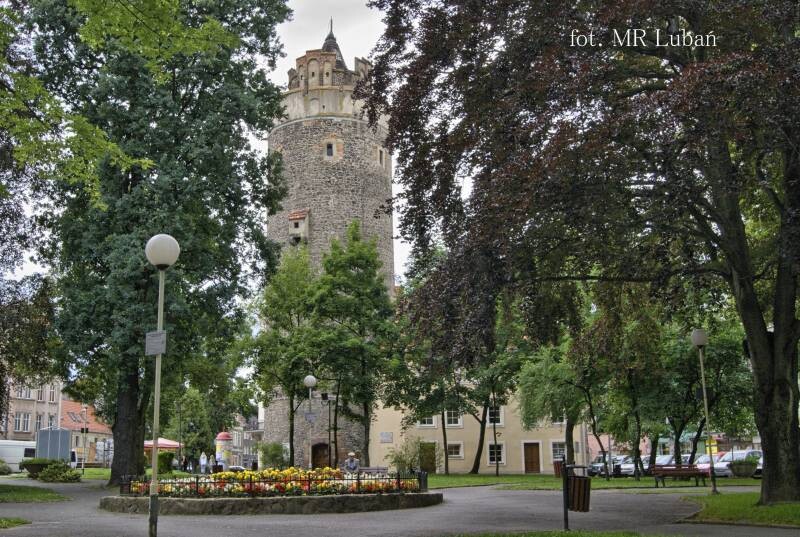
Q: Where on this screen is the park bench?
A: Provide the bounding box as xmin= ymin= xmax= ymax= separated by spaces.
xmin=650 ymin=464 xmax=706 ymax=488
xmin=358 ymin=466 xmax=388 ymax=475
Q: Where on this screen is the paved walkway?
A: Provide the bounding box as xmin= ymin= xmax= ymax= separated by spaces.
xmin=1 ymin=478 xmax=798 ymax=537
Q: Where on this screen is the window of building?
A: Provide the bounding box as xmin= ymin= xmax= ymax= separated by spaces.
xmin=293 ymin=221 xmax=299 ymax=229
xmin=13 ymin=414 xmax=21 ymax=431
xmin=488 ymin=406 xmax=503 ymax=426
xmin=23 ymin=387 xmax=31 ymax=399
xmin=37 ymin=386 xmax=44 ymax=401
xmin=14 ymin=386 xmax=23 ymax=398
xmin=446 ymin=442 xmax=464 ymax=459
xmin=75 ymin=436 xmax=80 ymax=447
xmin=311 ymin=71 xmax=315 ymax=78
xmin=417 ymin=416 xmax=435 ymax=427
xmin=22 ymin=413 xmax=30 ymax=432
xmin=445 ymin=410 xmax=462 ymax=427
xmin=35 ymin=414 xmax=42 ymax=432
xmin=379 ymin=149 xmax=384 ymax=166
xmin=326 ymin=143 xmax=334 ymax=157
xmin=488 ymin=442 xmax=505 ymax=465
xmin=47 ymin=414 xmax=55 ymax=428
xmin=49 ymin=385 xmax=56 ymax=402
xmin=552 ymin=442 xmax=566 ymax=462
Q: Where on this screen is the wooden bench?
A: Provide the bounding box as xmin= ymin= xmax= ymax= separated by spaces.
xmin=651 ymin=464 xmax=707 ymax=488
xmin=358 ymin=466 xmax=388 ymax=475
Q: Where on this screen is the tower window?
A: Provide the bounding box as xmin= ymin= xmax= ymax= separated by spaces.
xmin=379 ymin=149 xmax=384 ymax=166
xmin=293 ymin=222 xmax=299 ymax=229
xmin=326 ymin=143 xmax=333 ymax=157
xmin=311 ymin=72 xmax=316 ymax=78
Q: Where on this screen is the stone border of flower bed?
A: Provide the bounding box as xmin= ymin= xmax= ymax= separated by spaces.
xmin=99 ymin=491 xmax=443 ymax=515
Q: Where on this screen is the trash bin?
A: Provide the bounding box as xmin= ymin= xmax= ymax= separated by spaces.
xmin=251 ymin=460 xmax=258 ymax=471
xmin=554 ymin=461 xmax=563 ymax=477
xmin=568 ymin=475 xmax=591 ymax=512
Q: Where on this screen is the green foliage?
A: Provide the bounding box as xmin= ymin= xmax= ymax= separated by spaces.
xmin=518 ymin=343 xmax=583 ymax=429
xmin=37 ymin=461 xmax=81 ymax=482
xmin=257 ymin=442 xmax=288 ymax=469
xmin=0 ymin=484 xmax=67 ymax=502
xmin=386 ymin=436 xmax=441 ymax=474
xmin=0 ymin=459 xmax=10 ymax=476
xmin=20 ymin=458 xmax=58 ymax=466
xmin=163 ymin=387 xmax=215 ymax=462
xmin=25 ymin=0 xmax=289 ymax=482
xmin=688 ymin=492 xmax=800 ymax=527
xmin=0 ymin=518 xmax=29 ymax=529
xmin=157 ymin=451 xmax=174 ymax=474
xmin=19 ymin=459 xmax=59 ymax=479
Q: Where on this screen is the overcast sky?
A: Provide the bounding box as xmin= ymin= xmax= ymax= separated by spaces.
xmin=270 ymin=0 xmax=412 ymax=281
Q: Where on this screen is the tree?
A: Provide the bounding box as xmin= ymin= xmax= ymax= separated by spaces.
xmin=362 ymin=1 xmax=799 ymax=503
xmin=26 ymin=0 xmax=288 ymax=484
xmin=162 ymin=387 xmax=214 ymax=464
xmin=249 ymin=246 xmax=318 ymax=466
xmin=313 ymin=221 xmax=395 ymax=466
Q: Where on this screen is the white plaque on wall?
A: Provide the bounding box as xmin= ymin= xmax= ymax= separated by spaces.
xmin=379 ymin=432 xmax=393 ymax=443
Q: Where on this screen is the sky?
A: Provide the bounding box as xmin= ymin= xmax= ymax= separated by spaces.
xmin=269 ymin=0 xmax=412 ymax=281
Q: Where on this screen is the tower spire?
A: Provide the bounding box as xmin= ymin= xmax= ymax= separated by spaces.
xmin=329 ymin=18 xmax=333 ymax=36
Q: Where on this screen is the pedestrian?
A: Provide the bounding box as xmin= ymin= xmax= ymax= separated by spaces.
xmin=343 ymin=451 xmax=360 ymax=473
xmin=200 ymin=451 xmax=207 ymax=475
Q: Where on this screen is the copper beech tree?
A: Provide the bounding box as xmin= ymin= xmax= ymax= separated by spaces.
xmin=361 ymin=1 xmax=799 ymax=503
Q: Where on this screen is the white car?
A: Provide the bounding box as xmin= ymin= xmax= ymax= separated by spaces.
xmin=714 ymin=449 xmax=762 ymax=477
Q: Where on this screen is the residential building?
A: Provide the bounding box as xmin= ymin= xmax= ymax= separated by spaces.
xmin=370 ymin=397 xmax=591 ymax=474
xmin=60 ymin=399 xmax=112 ymax=464
xmin=1 ymin=380 xmax=64 ymax=441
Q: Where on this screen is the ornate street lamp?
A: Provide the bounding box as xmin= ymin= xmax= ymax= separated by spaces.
xmin=144 ymin=234 xmax=180 ymax=537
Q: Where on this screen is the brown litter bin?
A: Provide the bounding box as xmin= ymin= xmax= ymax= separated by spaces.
xmin=568 ymin=475 xmax=591 ymax=512
xmin=554 ymin=462 xmax=563 ymax=477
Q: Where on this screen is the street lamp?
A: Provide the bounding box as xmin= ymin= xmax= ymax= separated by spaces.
xmin=303 ymin=375 xmax=317 ymax=410
xmin=81 ymin=405 xmax=88 ymax=475
xmin=145 ymin=234 xmax=180 ymax=537
xmin=691 ymin=328 xmax=718 ymax=494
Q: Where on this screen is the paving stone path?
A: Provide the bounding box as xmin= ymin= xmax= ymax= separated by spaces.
xmin=1 ymin=477 xmax=797 ymax=537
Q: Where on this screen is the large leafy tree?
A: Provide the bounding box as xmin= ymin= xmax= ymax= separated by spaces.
xmin=26 ymin=0 xmax=288 ymax=484
xmin=363 ymin=0 xmax=799 ymax=503
xmin=313 ymin=222 xmax=395 ymax=466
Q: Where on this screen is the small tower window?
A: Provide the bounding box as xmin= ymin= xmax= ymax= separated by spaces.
xmin=311 ymin=72 xmax=316 ymax=78
xmin=379 ymin=149 xmax=384 ymax=166
xmin=293 ymin=222 xmax=299 ymax=229
xmin=326 ymin=143 xmax=334 ymax=157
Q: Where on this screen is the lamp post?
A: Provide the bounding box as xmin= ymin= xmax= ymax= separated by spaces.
xmin=145 ymin=234 xmax=180 ymax=537
xmin=303 ymin=375 xmax=317 ymax=409
xmin=691 ymin=328 xmax=719 ymax=494
xmin=81 ymin=405 xmax=88 ymax=475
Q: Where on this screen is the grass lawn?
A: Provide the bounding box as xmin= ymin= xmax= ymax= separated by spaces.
xmin=0 ymin=518 xmax=30 ymax=529
xmin=80 ymin=468 xmax=191 ymax=480
xmin=455 ymin=530 xmax=657 ymax=537
xmin=428 ymin=473 xmax=761 ymax=490
xmin=687 ymin=492 xmax=800 ymax=527
xmin=0 ymin=484 xmax=67 ymax=503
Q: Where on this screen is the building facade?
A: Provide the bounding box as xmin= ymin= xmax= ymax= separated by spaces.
xmin=1 ymin=380 xmax=63 ymax=441
xmin=370 ymin=398 xmax=591 ymax=474
xmin=60 ymin=399 xmax=113 ymax=464
xmin=258 ymin=27 xmax=395 ymax=468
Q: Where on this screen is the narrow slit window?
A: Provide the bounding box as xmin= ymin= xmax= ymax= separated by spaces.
xmin=379 ymin=149 xmax=384 ymax=165
xmin=326 ymin=143 xmax=333 ymax=157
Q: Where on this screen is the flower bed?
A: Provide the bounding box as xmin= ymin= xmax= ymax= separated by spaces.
xmin=123 ymin=467 xmax=422 ymax=498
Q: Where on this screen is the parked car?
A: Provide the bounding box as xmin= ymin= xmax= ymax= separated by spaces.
xmin=228 ymin=465 xmax=246 ymax=473
xmin=753 ymin=456 xmax=763 ymax=478
xmin=694 ymin=453 xmax=720 ymax=476
xmin=714 ymin=449 xmax=763 ymax=477
xmin=588 ymin=455 xmax=627 ymax=477
xmin=620 ymin=455 xmax=651 ymax=476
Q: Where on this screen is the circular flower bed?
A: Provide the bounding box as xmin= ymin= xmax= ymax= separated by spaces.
xmin=126 ymin=467 xmax=421 ymax=498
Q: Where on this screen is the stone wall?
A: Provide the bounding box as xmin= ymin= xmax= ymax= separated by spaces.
xmin=100 ymin=492 xmax=443 ymax=515
xmin=260 ymin=393 xmax=365 ymax=468
xmin=268 ymin=116 xmax=394 ymax=291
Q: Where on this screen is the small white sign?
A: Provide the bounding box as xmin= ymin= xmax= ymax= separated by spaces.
xmin=145 ymin=330 xmax=166 ymax=356
xmin=380 ymin=432 xmax=393 ymax=443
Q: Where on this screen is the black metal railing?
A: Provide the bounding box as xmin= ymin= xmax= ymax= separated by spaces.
xmin=120 ymin=472 xmax=428 ymax=498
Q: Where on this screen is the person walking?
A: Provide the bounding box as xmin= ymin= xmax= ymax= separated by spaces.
xmin=200 ymin=451 xmax=207 ymax=475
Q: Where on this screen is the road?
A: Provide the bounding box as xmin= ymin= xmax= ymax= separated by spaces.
xmin=1 ymin=478 xmax=797 ymax=537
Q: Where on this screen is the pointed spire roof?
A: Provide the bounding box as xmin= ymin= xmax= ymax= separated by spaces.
xmin=322 ymin=19 xmax=347 ymax=70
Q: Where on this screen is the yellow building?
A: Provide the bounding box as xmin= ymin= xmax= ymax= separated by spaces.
xmin=370 ymin=397 xmax=590 ymax=474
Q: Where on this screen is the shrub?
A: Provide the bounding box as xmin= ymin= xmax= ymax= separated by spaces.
xmin=19 ymin=459 xmax=59 ymax=478
xmin=258 ymin=442 xmax=288 ymax=469
xmin=157 ymin=451 xmax=175 ymax=474
xmin=0 ymin=459 xmax=10 ymax=475
xmin=386 ymin=436 xmax=442 ymax=474
xmin=38 ymin=461 xmax=81 ymax=482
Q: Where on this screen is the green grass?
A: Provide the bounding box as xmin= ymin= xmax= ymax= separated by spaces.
xmin=428 ymin=473 xmax=761 ymax=491
xmin=687 ymin=492 xmax=800 ymax=527
xmin=0 ymin=484 xmax=67 ymax=503
xmin=455 ymin=530 xmax=658 ymax=537
xmin=80 ymin=468 xmax=191 ymax=480
xmin=0 ymin=518 xmax=30 ymax=529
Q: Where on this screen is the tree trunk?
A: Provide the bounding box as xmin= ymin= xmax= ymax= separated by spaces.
xmin=469 ymin=403 xmax=489 ymax=473
xmin=288 ymin=393 xmax=295 ymax=466
xmin=441 ymin=409 xmax=449 ymax=475
xmin=109 ymin=365 xmax=142 ymax=486
xmin=688 ymin=418 xmax=705 ymax=464
xmin=332 ymin=382 xmax=341 ymax=467
xmin=565 ymin=416 xmax=575 ymax=465
xmin=648 ymin=433 xmax=658 ymax=470
xmin=669 ymin=421 xmax=684 ymax=467
xmin=361 ymin=402 xmax=371 ymax=467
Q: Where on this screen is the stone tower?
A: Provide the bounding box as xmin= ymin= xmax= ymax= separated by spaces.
xmin=258 ymin=26 xmax=393 ymax=469
xmin=267 ymin=26 xmax=394 ymax=289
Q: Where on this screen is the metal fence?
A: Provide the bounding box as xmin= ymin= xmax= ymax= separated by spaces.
xmin=120 ymin=472 xmax=427 ymax=498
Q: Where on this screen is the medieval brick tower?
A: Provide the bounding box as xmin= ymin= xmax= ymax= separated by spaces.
xmin=257 ymin=27 xmax=394 ymax=469
xmin=267 ymin=26 xmax=394 ymax=290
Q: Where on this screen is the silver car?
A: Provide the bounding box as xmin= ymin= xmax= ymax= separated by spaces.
xmin=714 ymin=449 xmax=762 ymax=477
